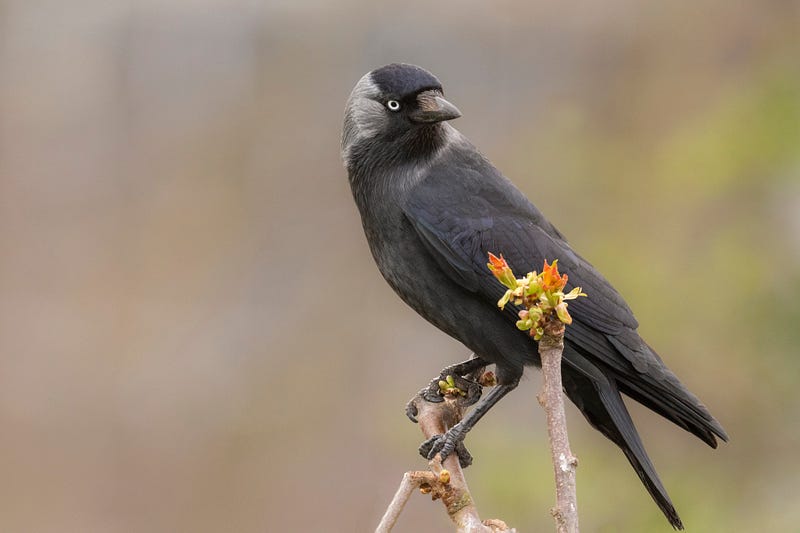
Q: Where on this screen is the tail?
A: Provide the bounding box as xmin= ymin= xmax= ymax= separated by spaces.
xmin=562 ymin=360 xmax=684 ymax=530
xmin=612 ymin=340 xmax=729 ymax=449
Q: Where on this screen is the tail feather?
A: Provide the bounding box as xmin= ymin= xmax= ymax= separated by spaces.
xmin=617 ymin=376 xmax=728 ymax=448
xmin=614 ymin=340 xmax=729 ymax=447
xmin=562 ymin=360 xmax=684 ymax=530
xmin=566 ymin=322 xmax=728 ymax=447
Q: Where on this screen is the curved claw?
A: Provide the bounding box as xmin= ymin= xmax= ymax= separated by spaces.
xmin=421 ymin=382 xmax=446 ymax=404
xmin=454 ymin=440 xmax=473 ymax=468
xmin=418 ymin=427 xmax=472 ymax=468
xmin=419 ymin=434 xmax=442 ymax=459
xmin=405 ymin=400 xmax=419 ymax=423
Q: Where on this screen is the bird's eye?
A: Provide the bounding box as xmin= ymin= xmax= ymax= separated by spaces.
xmin=387 ymin=100 xmax=401 ymax=111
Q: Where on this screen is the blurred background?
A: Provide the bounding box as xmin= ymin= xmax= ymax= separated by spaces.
xmin=1 ymin=0 xmax=798 ymax=531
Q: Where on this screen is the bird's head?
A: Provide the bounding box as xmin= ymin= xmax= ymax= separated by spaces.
xmin=342 ymin=63 xmax=461 ymax=168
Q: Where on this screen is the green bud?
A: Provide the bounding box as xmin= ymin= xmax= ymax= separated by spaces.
xmin=497 ymin=290 xmax=512 ymax=310
xmin=556 ymin=301 xmax=572 ymax=324
xmin=564 ymin=286 xmax=588 ymax=300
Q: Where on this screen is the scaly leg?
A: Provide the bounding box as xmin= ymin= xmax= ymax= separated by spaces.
xmin=419 ymin=373 xmax=521 ymax=467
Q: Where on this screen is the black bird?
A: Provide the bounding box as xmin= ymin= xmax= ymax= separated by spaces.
xmin=342 ymin=63 xmax=727 ymax=529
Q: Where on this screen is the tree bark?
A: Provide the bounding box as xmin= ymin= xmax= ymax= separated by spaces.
xmin=538 ymin=317 xmax=579 ymax=533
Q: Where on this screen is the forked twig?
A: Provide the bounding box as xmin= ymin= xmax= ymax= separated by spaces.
xmin=376 ymin=390 xmax=514 ymax=533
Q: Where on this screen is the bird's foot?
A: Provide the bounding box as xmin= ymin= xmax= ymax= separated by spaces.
xmin=424 ymin=372 xmax=483 ymax=404
xmin=419 ymin=424 xmax=472 ymax=468
xmin=405 ymin=371 xmax=483 ymax=423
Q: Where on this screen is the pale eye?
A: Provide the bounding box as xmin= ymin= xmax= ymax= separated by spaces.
xmin=387 ymin=100 xmax=401 ymax=111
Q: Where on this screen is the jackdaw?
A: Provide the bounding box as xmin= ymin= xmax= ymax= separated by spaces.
xmin=341 ymin=63 xmax=727 ymax=529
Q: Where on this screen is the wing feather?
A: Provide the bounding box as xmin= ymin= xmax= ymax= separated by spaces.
xmin=403 ymin=169 xmax=727 ymax=445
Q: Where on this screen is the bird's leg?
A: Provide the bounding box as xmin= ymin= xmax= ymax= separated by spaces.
xmin=419 ymin=374 xmax=520 ymax=468
xmin=406 ymin=356 xmax=489 ymax=424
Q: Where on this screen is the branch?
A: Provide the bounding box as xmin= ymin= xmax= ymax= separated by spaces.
xmin=376 ymin=470 xmax=438 ymax=532
xmin=487 ymin=254 xmax=583 ymax=531
xmin=376 ymin=390 xmax=515 ymax=533
xmin=380 ymin=255 xmax=583 ymax=532
xmin=538 ymin=316 xmax=579 ymax=533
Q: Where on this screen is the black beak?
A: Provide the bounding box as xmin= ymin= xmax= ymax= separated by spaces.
xmin=409 ymin=91 xmax=462 ymax=124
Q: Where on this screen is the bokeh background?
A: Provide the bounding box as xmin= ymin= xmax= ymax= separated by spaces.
xmin=1 ymin=0 xmax=799 ymax=531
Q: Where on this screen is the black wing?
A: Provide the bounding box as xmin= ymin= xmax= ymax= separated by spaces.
xmin=403 ymin=162 xmax=727 ymax=446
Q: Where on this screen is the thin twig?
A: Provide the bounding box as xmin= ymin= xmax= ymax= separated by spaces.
xmin=538 ymin=317 xmax=579 ymax=533
xmin=377 ymin=388 xmax=514 ymax=533
xmin=376 ymin=470 xmax=436 ymax=533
